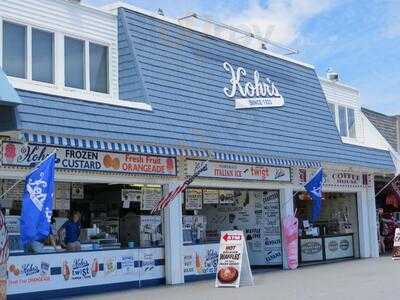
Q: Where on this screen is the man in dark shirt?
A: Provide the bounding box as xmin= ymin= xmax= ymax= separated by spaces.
xmin=58 ymin=211 xmax=81 ymax=251
xmin=24 ymin=226 xmax=58 ymax=254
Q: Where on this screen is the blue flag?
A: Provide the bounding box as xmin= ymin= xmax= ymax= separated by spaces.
xmin=304 ymin=168 xmax=324 ymax=223
xmin=20 ymin=153 xmax=56 ymax=246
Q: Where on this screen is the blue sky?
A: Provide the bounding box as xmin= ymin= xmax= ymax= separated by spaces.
xmin=85 ymin=0 xmax=400 ymax=114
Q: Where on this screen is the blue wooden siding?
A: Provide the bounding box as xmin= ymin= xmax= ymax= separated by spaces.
xmin=8 ymin=7 xmax=394 ymax=171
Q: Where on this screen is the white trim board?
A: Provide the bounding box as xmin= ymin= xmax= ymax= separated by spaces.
xmin=102 ymin=2 xmax=315 ymax=70
xmin=10 ymin=77 xmax=152 ymax=111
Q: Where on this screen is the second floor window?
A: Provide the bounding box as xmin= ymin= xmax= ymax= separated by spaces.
xmin=2 ymin=22 xmax=26 ymax=79
xmin=64 ymin=37 xmax=109 ymax=94
xmin=1 ymin=20 xmax=109 ymax=95
xmin=337 ymin=105 xmax=356 ymax=138
xmin=90 ymin=43 xmax=108 ymax=93
xmin=65 ymin=37 xmax=85 ymax=89
xmin=32 ymin=29 xmax=54 ymax=83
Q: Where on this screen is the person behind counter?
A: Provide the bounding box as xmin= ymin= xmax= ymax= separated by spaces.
xmin=24 ymin=226 xmax=58 ymax=254
xmin=58 ymin=211 xmax=82 ymax=251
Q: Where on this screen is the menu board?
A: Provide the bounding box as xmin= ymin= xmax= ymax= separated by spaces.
xmin=54 ymin=182 xmax=71 ymax=210
xmin=1 ymin=180 xmax=24 ymax=209
xmin=185 ymin=189 xmax=203 ymax=210
xmin=203 ymin=189 xmax=219 ymax=204
xmin=141 ymin=188 xmax=162 ymax=211
xmin=201 ymin=189 xmax=282 ymax=266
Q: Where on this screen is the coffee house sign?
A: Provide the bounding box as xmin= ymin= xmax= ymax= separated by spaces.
xmin=1 ymin=142 xmax=176 ymax=176
xmin=223 ymin=61 xmax=285 ymax=109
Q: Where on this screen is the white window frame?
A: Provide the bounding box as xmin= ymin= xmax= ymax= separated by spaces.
xmin=0 ymin=17 xmax=151 ymax=111
xmin=31 ymin=27 xmax=55 ymax=84
xmin=328 ymin=102 xmax=357 ymax=139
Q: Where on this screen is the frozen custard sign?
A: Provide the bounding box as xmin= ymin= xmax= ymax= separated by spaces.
xmin=223 ymin=61 xmax=284 ymax=109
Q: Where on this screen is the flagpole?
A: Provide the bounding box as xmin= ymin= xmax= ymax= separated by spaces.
xmin=0 ymin=179 xmax=24 ymax=200
xmin=375 ymin=174 xmax=399 ymax=198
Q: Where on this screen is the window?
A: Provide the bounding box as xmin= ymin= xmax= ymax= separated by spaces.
xmin=32 ymin=29 xmax=54 ymax=83
xmin=347 ymin=108 xmax=356 ymax=138
xmin=2 ymin=22 xmax=27 ymax=78
xmin=65 ymin=37 xmax=85 ymax=89
xmin=338 ymin=106 xmax=348 ymax=137
xmin=328 ymin=103 xmax=336 ymax=125
xmin=90 ymin=43 xmax=108 ymax=93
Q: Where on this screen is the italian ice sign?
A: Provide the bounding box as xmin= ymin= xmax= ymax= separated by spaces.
xmin=2 ymin=142 xmax=176 ymax=176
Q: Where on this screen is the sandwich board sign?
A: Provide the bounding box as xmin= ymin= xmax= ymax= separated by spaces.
xmin=215 ymin=230 xmax=254 ymax=288
xmin=393 ymin=228 xmax=400 ymax=260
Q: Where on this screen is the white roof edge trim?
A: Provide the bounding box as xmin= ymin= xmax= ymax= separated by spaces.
xmin=319 ymin=77 xmax=360 ymax=94
xmin=102 ymin=2 xmax=315 ymax=70
xmin=321 ymin=161 xmax=394 ymax=175
xmin=55 ymin=0 xmax=116 ymax=19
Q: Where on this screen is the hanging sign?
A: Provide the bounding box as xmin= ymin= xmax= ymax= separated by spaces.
xmin=187 ymin=160 xmax=290 ymax=182
xmin=393 ymin=228 xmax=400 ymax=260
xmin=215 ymin=230 xmax=254 ymax=288
xmin=203 ymin=189 xmax=219 ymax=204
xmin=71 ymin=183 xmax=84 ymax=199
xmin=293 ymin=168 xmax=363 ymax=188
xmin=141 ymin=187 xmax=163 ymax=211
xmin=223 ymin=61 xmax=284 ymax=109
xmin=185 ymin=189 xmax=203 ymax=210
xmin=2 ymin=142 xmax=176 ymax=176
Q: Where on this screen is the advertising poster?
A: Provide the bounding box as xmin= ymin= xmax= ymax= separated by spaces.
xmin=141 ymin=188 xmax=162 ymax=211
xmin=185 ymin=189 xmax=203 ymax=210
xmin=2 ymin=142 xmax=176 ymax=176
xmin=324 ymin=236 xmax=354 ymax=260
xmin=300 ymin=238 xmax=323 ymax=262
xmin=219 ymin=190 xmax=234 ymax=205
xmin=203 ymin=189 xmax=219 ymax=204
xmin=55 ymin=182 xmax=71 ymax=210
xmin=183 ymin=244 xmax=219 ymax=276
xmin=122 ymin=189 xmax=143 ymax=208
xmin=215 ymin=230 xmax=253 ymax=288
xmin=261 ymin=191 xmax=282 ymax=265
xmin=71 ymin=183 xmax=84 ymax=199
xmin=393 ymin=228 xmax=400 ymax=260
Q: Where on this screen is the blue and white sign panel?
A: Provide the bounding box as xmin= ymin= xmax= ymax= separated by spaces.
xmin=7 ymin=248 xmax=165 ymax=295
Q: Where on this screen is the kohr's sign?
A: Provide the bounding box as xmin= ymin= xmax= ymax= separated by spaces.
xmin=223 ymin=61 xmax=284 ymax=109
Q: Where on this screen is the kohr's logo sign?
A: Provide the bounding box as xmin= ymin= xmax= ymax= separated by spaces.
xmin=223 ymin=61 xmax=284 ymax=109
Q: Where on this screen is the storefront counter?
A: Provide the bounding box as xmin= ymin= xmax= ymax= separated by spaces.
xmin=7 ymin=247 xmax=165 ymax=299
xmin=300 ymin=233 xmax=354 ymax=263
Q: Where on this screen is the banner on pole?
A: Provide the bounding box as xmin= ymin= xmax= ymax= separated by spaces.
xmin=283 ymin=216 xmax=298 ymax=269
xmin=215 ymin=230 xmax=254 ymax=288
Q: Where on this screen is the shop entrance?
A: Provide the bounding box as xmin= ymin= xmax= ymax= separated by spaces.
xmin=295 ymin=192 xmax=359 ymax=263
xmin=182 ymin=188 xmax=282 ymax=268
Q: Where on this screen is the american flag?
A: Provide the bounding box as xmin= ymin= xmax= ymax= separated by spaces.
xmin=0 ymin=210 xmax=9 ymax=265
xmin=151 ymin=162 xmax=208 ymax=214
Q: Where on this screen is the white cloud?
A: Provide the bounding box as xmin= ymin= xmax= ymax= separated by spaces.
xmin=224 ymin=0 xmax=335 ymax=45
